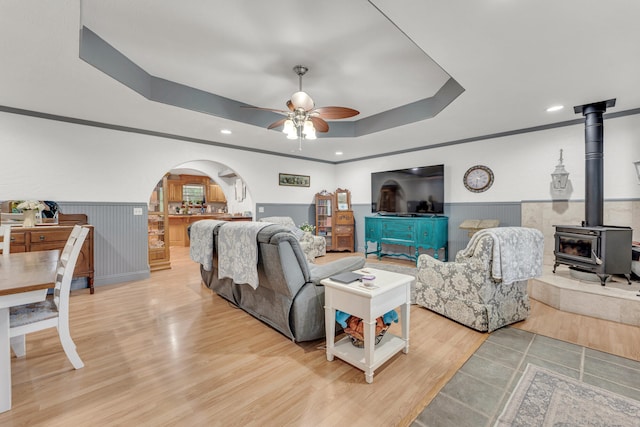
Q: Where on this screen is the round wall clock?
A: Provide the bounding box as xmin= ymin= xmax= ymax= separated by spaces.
xmin=463 ymin=165 xmax=494 ymax=193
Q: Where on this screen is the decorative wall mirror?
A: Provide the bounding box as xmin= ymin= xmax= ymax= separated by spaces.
xmin=335 ymin=188 xmax=351 ymax=211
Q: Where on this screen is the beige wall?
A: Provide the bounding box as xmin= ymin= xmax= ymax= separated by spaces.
xmin=522 ymin=200 xmax=640 ymax=265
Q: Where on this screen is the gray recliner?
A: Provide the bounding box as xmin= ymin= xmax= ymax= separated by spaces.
xmin=194 ymin=222 xmax=364 ymax=342
xmin=258 ymin=216 xmax=326 ymax=262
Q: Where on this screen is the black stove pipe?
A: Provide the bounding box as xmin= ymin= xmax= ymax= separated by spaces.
xmin=573 ymin=99 xmax=616 ymax=227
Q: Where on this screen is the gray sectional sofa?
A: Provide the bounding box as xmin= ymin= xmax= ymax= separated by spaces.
xmin=190 ymin=221 xmax=365 ymax=342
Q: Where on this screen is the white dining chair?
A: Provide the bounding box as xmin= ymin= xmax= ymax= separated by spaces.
xmin=9 ymin=225 xmax=90 ymax=369
xmin=58 ymin=224 xmax=83 ymax=267
xmin=0 ymin=224 xmax=11 ymax=255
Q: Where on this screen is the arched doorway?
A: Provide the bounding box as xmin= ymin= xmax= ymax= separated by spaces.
xmin=147 ymin=160 xmax=254 ymax=272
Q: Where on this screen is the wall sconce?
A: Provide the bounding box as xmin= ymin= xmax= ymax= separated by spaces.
xmin=634 ymin=161 xmax=640 ymax=184
xmin=551 ymin=149 xmax=570 ymax=191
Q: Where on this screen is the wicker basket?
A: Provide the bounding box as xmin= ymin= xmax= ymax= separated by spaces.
xmin=347 ymin=323 xmax=390 ymax=348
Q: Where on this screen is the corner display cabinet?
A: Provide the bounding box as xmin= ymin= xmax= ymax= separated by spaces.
xmin=315 ymin=188 xmax=355 ymax=252
xmin=148 ymin=176 xmax=171 ymax=271
xmin=315 ymin=191 xmax=333 ymax=250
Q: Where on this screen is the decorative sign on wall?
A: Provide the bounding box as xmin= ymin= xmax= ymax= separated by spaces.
xmin=235 ymin=178 xmax=245 ymax=201
xmin=279 ymin=173 xmax=310 ymax=187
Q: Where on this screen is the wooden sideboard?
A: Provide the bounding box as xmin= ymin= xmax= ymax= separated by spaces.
xmin=9 ymin=223 xmax=95 ymax=294
xmin=364 ymin=215 xmax=448 ymax=263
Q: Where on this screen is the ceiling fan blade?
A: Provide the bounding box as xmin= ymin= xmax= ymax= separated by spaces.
xmin=267 ymin=118 xmax=287 ymax=130
xmin=310 ymin=116 xmax=329 ymax=132
xmin=286 ymin=100 xmax=295 ymax=111
xmin=312 ymin=106 xmax=360 ymax=119
xmin=241 ymin=105 xmax=289 ymax=115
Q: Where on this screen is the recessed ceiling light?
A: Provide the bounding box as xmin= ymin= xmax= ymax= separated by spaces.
xmin=220 ymin=129 xmax=232 ymax=134
xmin=335 ymin=151 xmax=343 ymax=155
xmin=546 ymin=105 xmax=564 ymax=112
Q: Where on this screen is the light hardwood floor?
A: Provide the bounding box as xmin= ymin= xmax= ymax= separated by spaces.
xmin=1 ymin=248 xmax=638 ymax=426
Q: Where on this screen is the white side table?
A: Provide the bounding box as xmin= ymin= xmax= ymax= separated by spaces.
xmin=322 ymin=267 xmax=412 ymax=383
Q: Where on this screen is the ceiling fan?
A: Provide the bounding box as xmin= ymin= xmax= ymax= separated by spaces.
xmin=247 ymin=65 xmax=359 ymax=150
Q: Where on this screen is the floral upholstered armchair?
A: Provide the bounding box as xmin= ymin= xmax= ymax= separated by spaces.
xmin=414 ymin=227 xmax=544 ymax=332
xmin=258 ymin=216 xmax=326 ymax=262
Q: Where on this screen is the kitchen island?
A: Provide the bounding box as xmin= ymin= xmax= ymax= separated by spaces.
xmin=168 ymin=214 xmax=252 ymax=247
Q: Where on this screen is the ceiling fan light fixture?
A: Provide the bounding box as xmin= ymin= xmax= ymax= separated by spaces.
xmin=291 ymin=91 xmax=314 ymax=111
xmin=303 ymin=119 xmax=314 ymax=132
xmin=286 ymin=128 xmax=298 ymax=140
xmin=247 ymin=65 xmax=359 ymax=150
xmin=282 ymin=119 xmax=294 ymax=134
xmin=303 ymin=120 xmax=316 ymax=140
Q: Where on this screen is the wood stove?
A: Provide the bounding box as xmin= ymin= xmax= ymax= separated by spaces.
xmin=553 ymin=99 xmax=632 ymax=286
xmin=553 ymin=225 xmax=632 ymax=285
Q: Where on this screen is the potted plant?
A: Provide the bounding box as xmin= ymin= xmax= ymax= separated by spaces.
xmin=299 ymin=222 xmax=315 ymax=234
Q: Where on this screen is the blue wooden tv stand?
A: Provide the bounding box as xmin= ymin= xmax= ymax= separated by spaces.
xmin=364 ymin=215 xmax=448 ymax=262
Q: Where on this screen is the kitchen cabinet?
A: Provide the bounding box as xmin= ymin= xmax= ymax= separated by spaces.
xmin=167 ymin=178 xmax=183 ymax=202
xmin=207 ymin=183 xmax=226 ymax=203
xmin=167 ymin=175 xmax=225 ymax=204
xmin=169 ymin=217 xmax=187 ymax=247
xmin=168 ymin=215 xmax=251 ymax=247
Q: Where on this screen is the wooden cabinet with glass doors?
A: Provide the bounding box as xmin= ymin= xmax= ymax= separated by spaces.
xmin=315 ymin=192 xmax=333 ymax=250
xmin=148 ymin=175 xmax=171 ymax=271
xmin=315 ymin=189 xmax=354 ymax=252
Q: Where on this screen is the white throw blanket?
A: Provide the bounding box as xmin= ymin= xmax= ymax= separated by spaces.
xmin=217 ymin=221 xmax=271 ymax=289
xmin=463 ymin=227 xmax=544 ymax=284
xmin=189 ymin=220 xmax=226 ymax=271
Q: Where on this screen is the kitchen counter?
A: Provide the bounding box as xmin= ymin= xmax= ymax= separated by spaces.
xmin=168 ymin=214 xmax=252 ymax=246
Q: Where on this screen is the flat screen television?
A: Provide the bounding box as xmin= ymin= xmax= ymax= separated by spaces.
xmin=371 ymin=164 xmax=444 ymax=215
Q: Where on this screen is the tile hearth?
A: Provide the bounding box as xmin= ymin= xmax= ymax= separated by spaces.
xmin=529 ymin=264 xmax=640 ymax=327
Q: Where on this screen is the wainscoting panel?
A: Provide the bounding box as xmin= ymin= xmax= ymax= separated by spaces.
xmin=58 ymin=202 xmax=150 ymax=287
xmin=253 ymin=202 xmax=522 ymax=263
xmin=444 ymin=202 xmax=522 ymax=256
xmin=353 ymin=205 xmax=370 ymax=253
xmin=255 ymin=203 xmax=316 ymax=228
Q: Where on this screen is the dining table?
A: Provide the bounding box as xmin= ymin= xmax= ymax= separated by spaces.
xmin=0 ymin=249 xmax=58 ymax=413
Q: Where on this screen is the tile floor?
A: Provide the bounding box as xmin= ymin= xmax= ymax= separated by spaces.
xmin=412 ymin=327 xmax=640 ymax=427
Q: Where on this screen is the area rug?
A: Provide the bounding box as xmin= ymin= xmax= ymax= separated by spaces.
xmin=364 ymin=262 xmax=417 ymax=303
xmin=495 ymin=364 xmax=640 ymax=426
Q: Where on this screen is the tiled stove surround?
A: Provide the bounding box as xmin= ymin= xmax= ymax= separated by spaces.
xmin=522 ymin=200 xmax=640 ymax=326
xmin=522 ymin=200 xmax=640 ymax=266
